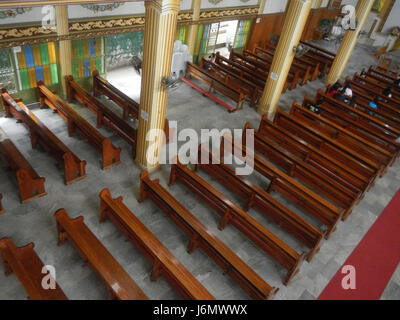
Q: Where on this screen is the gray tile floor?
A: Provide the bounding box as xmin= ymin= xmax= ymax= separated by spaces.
xmin=0 ymin=39 xmax=399 ymax=300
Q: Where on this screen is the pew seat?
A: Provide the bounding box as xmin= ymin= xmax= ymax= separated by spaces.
xmin=186 ymin=62 xmax=248 ymax=112
xmin=0 ymin=128 xmax=46 ymax=203
xmin=99 ymin=188 xmax=215 ymax=300
xmin=54 ymin=209 xmax=148 ymax=300
xmin=0 ymin=238 xmax=67 ymax=300
xmin=1 ymin=91 xmax=86 ymax=185
xmin=139 ymin=172 xmax=278 ymax=300
xmin=169 ymin=160 xmax=305 ymax=285
xmin=196 ymin=145 xmax=325 ymax=262
xmin=66 ymin=76 xmax=138 ymax=159
xmin=37 ymin=81 xmax=121 ymax=170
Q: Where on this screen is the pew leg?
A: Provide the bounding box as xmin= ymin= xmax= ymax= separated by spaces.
xmin=99 ymin=202 xmax=109 ymax=224
xmin=56 ymin=223 xmax=68 ymax=246
xmin=150 ymin=261 xmax=162 ymax=282
xmin=245 ymin=193 xmax=256 ymax=212
xmin=218 ymin=209 xmax=231 ymax=231
xmin=138 ymin=183 xmax=148 ymax=203
xmin=187 ymin=234 xmax=200 ymax=254
xmin=1 ymin=256 xmax=13 ymax=276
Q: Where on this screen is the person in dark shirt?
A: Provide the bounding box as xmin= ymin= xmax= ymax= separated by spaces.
xmin=382 ymin=87 xmax=392 ymax=98
xmin=307 ymin=99 xmax=323 ymax=114
xmin=333 ymin=92 xmax=347 ymax=103
xmin=327 ymin=82 xmax=341 ymax=97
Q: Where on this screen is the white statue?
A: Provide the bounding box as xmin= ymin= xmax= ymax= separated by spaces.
xmin=171 ymin=40 xmax=193 ymax=79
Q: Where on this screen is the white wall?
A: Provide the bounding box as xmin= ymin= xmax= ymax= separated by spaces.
xmin=180 ymin=0 xmax=193 ymax=11
xmin=382 ymin=0 xmax=400 ymax=33
xmin=263 ymin=0 xmax=288 ymax=14
xmin=0 ymin=6 xmax=45 ymax=25
xmin=201 ymin=0 xmax=258 ymax=10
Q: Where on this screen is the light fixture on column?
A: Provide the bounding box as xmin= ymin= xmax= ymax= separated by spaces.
xmin=292 ymin=44 xmax=309 ymax=57
xmin=161 ymin=75 xmax=182 ymax=91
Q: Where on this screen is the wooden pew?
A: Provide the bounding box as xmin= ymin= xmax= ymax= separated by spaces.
xmin=257 ymin=115 xmax=370 ymax=194
xmin=341 ymin=80 xmax=400 ymax=128
xmin=139 ymin=172 xmax=278 ymax=300
xmin=0 ymin=194 xmax=3 ymax=214
xmin=99 ymin=188 xmax=215 ymax=300
xmin=230 ymin=50 xmax=301 ymax=90
xmin=290 ymin=102 xmax=395 ymax=170
xmin=196 ymin=145 xmax=325 ymax=262
xmin=54 ymin=209 xmax=148 ymax=300
xmin=266 ymin=42 xmax=331 ymax=76
xmin=316 ymin=90 xmax=400 ymax=143
xmin=201 ymin=58 xmax=261 ymax=107
xmin=244 ymin=49 xmax=312 ymax=85
xmin=92 ymin=70 xmax=138 ymax=120
xmin=214 ymin=52 xmax=290 ymax=93
xmin=65 ymin=76 xmax=138 ymax=159
xmin=245 ymin=122 xmax=361 ymax=217
xmin=37 ymin=81 xmax=121 ymax=170
xmin=368 ymin=65 xmax=399 ymax=83
xmin=92 ymin=70 xmax=170 ymax=141
xmin=169 ymin=160 xmax=306 ymax=285
xmin=0 ymin=238 xmax=67 ymax=300
xmin=0 ymin=127 xmax=46 ymax=203
xmin=186 ymin=62 xmax=248 ymax=111
xmin=221 ymin=134 xmax=344 ymax=233
xmin=361 ymin=70 xmax=400 ymax=98
xmin=273 ymin=110 xmax=382 ymax=180
xmin=302 ymin=95 xmax=400 ymax=158
xmin=351 ymin=74 xmax=400 ymax=111
xmin=1 ymin=91 xmax=86 ymax=185
xmin=348 ymin=76 xmax=400 ymax=108
xmin=253 ymin=47 xmax=318 ymax=83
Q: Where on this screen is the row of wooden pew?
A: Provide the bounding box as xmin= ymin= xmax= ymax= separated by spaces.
xmin=174 ymin=64 xmax=399 ymax=289
xmin=184 ymin=41 xmax=335 ymax=112
xmin=0 ymin=71 xmax=154 ymax=211
xmin=1 ymin=182 xmax=283 ymax=300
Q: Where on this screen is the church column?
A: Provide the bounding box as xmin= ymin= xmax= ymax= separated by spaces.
xmin=257 ymin=0 xmax=312 ymax=118
xmin=314 ymin=0 xmax=323 ymax=9
xmin=136 ymin=0 xmax=180 ymax=172
xmin=187 ymin=0 xmax=201 ymax=56
xmin=258 ymin=0 xmax=266 ymax=14
xmin=55 ymin=5 xmax=72 ymax=97
xmin=326 ymin=0 xmax=375 ymax=85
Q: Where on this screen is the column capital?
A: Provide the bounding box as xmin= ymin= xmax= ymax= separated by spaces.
xmin=145 ymin=0 xmax=180 ymax=14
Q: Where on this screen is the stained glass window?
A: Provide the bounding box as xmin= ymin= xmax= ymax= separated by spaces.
xmin=13 ymin=42 xmax=58 ymax=90
xmin=71 ymin=37 xmax=104 ymax=79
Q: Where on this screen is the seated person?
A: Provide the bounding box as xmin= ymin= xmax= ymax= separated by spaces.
xmin=327 ymin=82 xmax=341 ymax=97
xmin=382 ymin=87 xmax=392 ymax=99
xmin=368 ymin=97 xmax=379 ymax=116
xmin=394 ymin=79 xmax=400 ymax=88
xmin=333 ymin=91 xmax=347 ymax=104
xmin=340 ymin=84 xmax=353 ymax=100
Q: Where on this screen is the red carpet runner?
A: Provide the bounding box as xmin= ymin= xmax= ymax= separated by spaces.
xmin=318 ymin=188 xmax=400 ymax=300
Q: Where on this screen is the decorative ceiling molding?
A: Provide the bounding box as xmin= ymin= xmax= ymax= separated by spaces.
xmin=0 ymin=6 xmax=259 ymax=48
xmin=0 ymin=0 xmax=131 ymax=9
xmin=81 ymin=3 xmax=125 ymax=13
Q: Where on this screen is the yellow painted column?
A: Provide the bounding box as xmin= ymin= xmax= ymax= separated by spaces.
xmin=314 ymin=0 xmax=323 ymax=9
xmin=258 ymin=0 xmax=266 ymax=14
xmin=257 ymin=0 xmax=312 ymax=118
xmin=187 ymin=0 xmax=201 ymax=56
xmin=136 ymin=0 xmax=180 ymax=172
xmin=326 ymin=0 xmax=375 ymax=85
xmin=56 ymin=5 xmax=72 ymax=97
